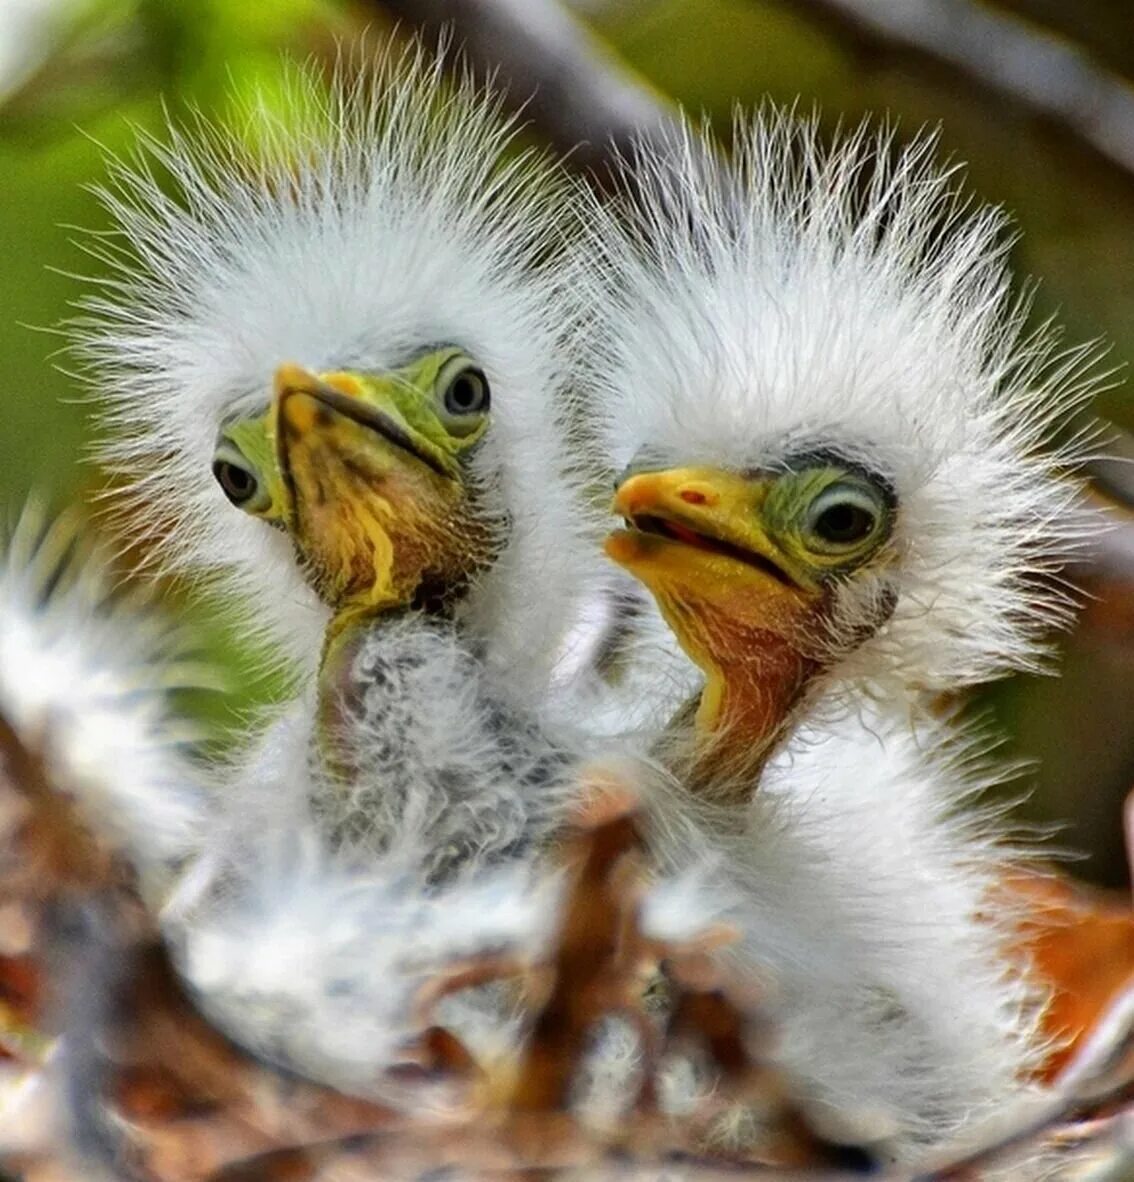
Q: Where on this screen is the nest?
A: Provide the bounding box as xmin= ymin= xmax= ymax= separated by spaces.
xmin=2 ymin=715 xmax=1134 ymax=1181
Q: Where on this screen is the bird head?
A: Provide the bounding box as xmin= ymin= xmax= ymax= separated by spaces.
xmin=607 ymin=455 xmax=895 ymax=663
xmin=580 ymin=114 xmax=1097 ymax=713
xmin=606 ymin=454 xmax=897 ymax=783
xmin=213 ymin=353 xmax=495 ymax=629
xmin=77 ymin=45 xmax=590 ymax=696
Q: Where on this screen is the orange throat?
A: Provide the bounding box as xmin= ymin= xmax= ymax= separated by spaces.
xmin=604 ymin=523 xmax=832 ymax=802
xmin=677 ymin=598 xmax=823 ymax=797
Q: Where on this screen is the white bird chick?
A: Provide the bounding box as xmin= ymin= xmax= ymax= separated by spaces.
xmin=568 ymin=113 xmax=1103 ymax=1156
xmin=585 ymin=115 xmax=1095 ymax=731
xmin=59 ymin=44 xmax=625 ymax=1106
xmin=71 ymin=43 xmax=615 ymax=865
xmin=74 ymin=43 xmax=591 ymax=708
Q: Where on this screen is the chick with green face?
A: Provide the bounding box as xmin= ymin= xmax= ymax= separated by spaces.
xmin=212 ymin=348 xmax=495 ymax=633
xmin=76 ymin=48 xmax=630 ymax=1117
xmin=606 ymin=457 xmax=896 ymax=792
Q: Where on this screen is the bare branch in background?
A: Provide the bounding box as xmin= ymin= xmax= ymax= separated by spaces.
xmin=779 ymin=0 xmax=1134 ymax=180
xmin=363 ymin=0 xmax=675 ymax=178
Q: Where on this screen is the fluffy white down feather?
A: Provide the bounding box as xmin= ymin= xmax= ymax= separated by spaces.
xmin=0 ymin=502 xmax=1048 ymax=1164
xmin=739 ymin=710 xmax=1047 ymax=1151
xmin=580 ymin=710 xmax=1046 ymax=1160
xmin=73 ymin=43 xmax=596 ymax=706
xmin=578 ymin=112 xmax=1102 ymax=699
xmin=159 ymin=704 xmax=1050 ymax=1161
xmin=170 ymin=826 xmax=563 ymax=1104
xmin=0 ymin=511 xmax=565 ymax=1112
xmin=0 ymin=503 xmax=204 ymax=893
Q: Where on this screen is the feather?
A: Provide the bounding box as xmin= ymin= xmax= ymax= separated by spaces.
xmin=0 ymin=500 xmax=206 ymax=895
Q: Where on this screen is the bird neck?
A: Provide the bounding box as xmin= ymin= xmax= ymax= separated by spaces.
xmin=315 ymin=608 xmax=375 ymax=783
xmin=666 ymin=605 xmax=822 ymax=803
xmin=314 ymin=572 xmax=474 ymax=782
xmin=315 ymin=604 xmax=434 ymax=781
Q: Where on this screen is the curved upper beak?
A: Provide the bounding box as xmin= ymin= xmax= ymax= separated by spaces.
xmin=273 ymin=364 xmax=456 ymax=483
xmin=606 ymin=465 xmax=819 ymax=603
xmin=267 ymin=363 xmax=469 ymax=616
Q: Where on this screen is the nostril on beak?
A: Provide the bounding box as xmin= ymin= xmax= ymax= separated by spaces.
xmin=679 ymin=484 xmax=717 ymax=507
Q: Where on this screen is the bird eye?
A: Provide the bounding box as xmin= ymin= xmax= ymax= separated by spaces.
xmin=212 ymin=442 xmax=276 ymax=516
xmin=814 ymin=501 xmax=874 ymax=544
xmin=213 ymin=459 xmax=259 ymax=506
xmin=445 ymin=370 xmax=488 ymax=414
xmin=803 ymin=479 xmax=890 ymax=556
xmin=436 ymin=356 xmax=491 ymax=434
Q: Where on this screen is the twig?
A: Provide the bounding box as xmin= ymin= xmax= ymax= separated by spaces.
xmin=777 ymin=0 xmax=1134 ymax=180
xmin=359 ymin=0 xmax=675 ymax=177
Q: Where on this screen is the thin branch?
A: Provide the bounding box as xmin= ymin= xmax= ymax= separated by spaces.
xmin=359 ymin=0 xmax=676 ymax=177
xmin=778 ymin=0 xmax=1134 ymax=179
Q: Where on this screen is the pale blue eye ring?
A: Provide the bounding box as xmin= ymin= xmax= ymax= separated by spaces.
xmin=805 ymin=482 xmax=886 ymax=550
xmin=436 ymin=354 xmax=491 ymax=430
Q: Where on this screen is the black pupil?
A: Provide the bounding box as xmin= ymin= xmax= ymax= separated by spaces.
xmin=815 ymin=502 xmax=874 ymax=544
xmin=214 ymin=460 xmax=256 ymax=504
xmin=446 ymin=371 xmax=486 ymax=414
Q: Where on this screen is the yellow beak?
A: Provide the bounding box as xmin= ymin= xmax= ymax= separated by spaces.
xmin=270 ymin=363 xmax=468 ymax=618
xmin=606 ymin=465 xmax=825 ymax=637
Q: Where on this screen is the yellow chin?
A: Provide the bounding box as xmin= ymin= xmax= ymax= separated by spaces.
xmin=606 ymin=465 xmax=826 ymax=642
xmin=606 ymin=526 xmax=829 ymax=793
xmin=605 ymin=467 xmax=834 ymax=789
xmin=280 ymin=423 xmax=401 ymax=613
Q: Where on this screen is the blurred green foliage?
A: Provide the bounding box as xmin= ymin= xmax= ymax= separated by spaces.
xmin=1 ymin=0 xmax=1131 ymax=879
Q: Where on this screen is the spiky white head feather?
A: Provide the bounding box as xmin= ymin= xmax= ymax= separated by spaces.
xmin=579 ymin=113 xmax=1100 ymax=700
xmin=73 ymin=44 xmax=590 ymax=699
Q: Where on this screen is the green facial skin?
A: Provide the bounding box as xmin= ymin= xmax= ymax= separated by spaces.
xmin=364 ymin=348 xmax=492 ymax=473
xmin=757 ymin=466 xmax=895 ymax=587
xmin=211 ymin=347 xmax=491 ymax=527
xmin=212 ymin=414 xmax=286 ymax=521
